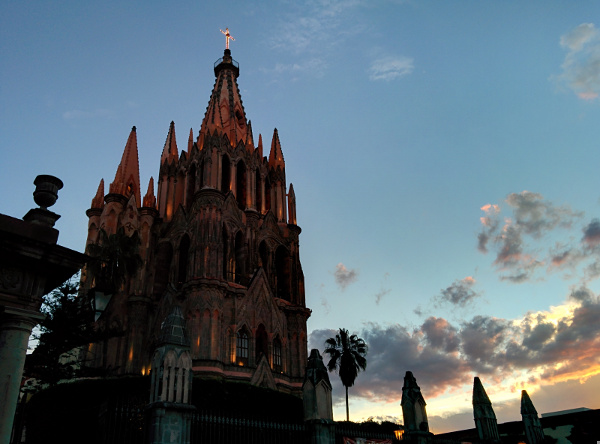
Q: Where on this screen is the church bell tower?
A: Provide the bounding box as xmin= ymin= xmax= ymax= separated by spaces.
xmin=82 ymin=41 xmax=311 ymax=396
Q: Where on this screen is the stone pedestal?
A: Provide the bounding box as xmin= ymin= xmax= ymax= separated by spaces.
xmin=403 ymin=430 xmax=434 ymax=444
xmin=147 ymin=402 xmax=196 ymax=444
xmin=303 ymin=349 xmax=334 ymax=444
xmin=305 ymin=419 xmax=335 ymax=444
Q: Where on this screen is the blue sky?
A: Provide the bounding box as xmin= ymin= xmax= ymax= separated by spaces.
xmin=2 ymin=0 xmax=599 ymax=432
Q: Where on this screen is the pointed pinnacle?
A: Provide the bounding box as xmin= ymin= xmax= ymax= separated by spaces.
xmin=521 ymin=390 xmax=538 ymax=415
xmin=91 ymin=178 xmax=105 ymax=209
xmin=473 ymin=377 xmax=492 ymax=405
xmin=268 ymin=128 xmax=285 ymax=169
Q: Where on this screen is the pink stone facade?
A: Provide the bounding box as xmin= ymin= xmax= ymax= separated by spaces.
xmin=82 ymin=49 xmax=310 ymax=396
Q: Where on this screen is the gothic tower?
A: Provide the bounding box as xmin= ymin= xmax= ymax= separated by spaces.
xmin=82 ymin=47 xmax=311 ymax=396
xmin=472 ymin=377 xmax=500 ymax=443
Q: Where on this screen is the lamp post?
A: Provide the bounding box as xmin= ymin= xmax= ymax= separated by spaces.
xmin=90 ymin=288 xmax=113 ymax=322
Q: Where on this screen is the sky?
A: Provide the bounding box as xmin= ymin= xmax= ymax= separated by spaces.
xmin=1 ymin=0 xmax=599 ymax=434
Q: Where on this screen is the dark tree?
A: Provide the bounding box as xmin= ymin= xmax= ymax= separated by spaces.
xmin=324 ymin=328 xmax=368 ymax=421
xmin=26 ymin=281 xmax=107 ymax=385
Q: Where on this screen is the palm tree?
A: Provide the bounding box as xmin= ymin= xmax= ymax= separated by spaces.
xmin=324 ymin=328 xmax=368 ymax=421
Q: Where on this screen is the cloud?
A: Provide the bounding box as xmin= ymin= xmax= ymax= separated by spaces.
xmin=269 ymin=1 xmax=413 ymax=80
xmin=505 ymin=191 xmax=581 ymax=237
xmin=569 ymin=286 xmax=594 ymax=303
xmin=435 ymin=277 xmax=480 ymax=308
xmin=309 ymin=289 xmax=600 ymax=408
xmin=421 ymin=317 xmax=460 ymax=353
xmin=334 ymin=263 xmax=359 ymax=290
xmin=321 ymin=297 xmax=331 ymax=314
xmin=582 ymin=218 xmax=600 ymax=247
xmin=374 ymin=288 xmax=391 ymax=305
xmin=271 ymin=0 xmax=364 ymax=55
xmin=368 ymin=56 xmax=414 ymax=81
xmin=308 ymin=328 xmax=338 ymax=354
xmin=272 ymin=58 xmax=328 ymax=77
xmin=557 ymin=23 xmax=600 ymax=101
xmin=478 ymin=204 xmax=500 ymax=253
xmin=477 ymin=191 xmax=585 ymax=283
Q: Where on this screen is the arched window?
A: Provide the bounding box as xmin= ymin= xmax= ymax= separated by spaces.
xmin=275 ymin=246 xmax=291 ymax=300
xmin=178 ymin=234 xmax=190 ymax=285
xmin=272 ymin=336 xmax=282 ymax=372
xmin=255 ymin=324 xmax=268 ymax=363
xmin=221 ymin=155 xmax=231 ymax=193
xmin=236 ymin=328 xmax=249 ymax=366
xmin=236 ymin=160 xmax=247 ymax=209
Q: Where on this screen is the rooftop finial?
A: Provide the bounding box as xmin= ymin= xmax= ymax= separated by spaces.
xmin=220 ymin=27 xmax=235 ymax=49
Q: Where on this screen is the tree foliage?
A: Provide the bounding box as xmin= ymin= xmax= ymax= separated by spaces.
xmin=324 ymin=327 xmax=368 ymax=422
xmin=25 ymin=280 xmax=114 ymax=386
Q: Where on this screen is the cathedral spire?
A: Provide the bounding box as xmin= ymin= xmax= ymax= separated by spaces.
xmin=109 ymin=126 xmax=141 ymax=205
xmin=268 ymin=128 xmax=285 ymax=170
xmin=199 ymin=48 xmax=249 ymax=148
xmin=161 ymin=121 xmax=179 ymax=164
xmin=91 ymin=178 xmax=105 ymax=209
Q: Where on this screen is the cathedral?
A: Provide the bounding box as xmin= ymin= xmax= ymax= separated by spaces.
xmin=82 ymin=45 xmax=311 ymax=396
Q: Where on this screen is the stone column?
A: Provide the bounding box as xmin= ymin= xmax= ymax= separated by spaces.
xmin=0 ymin=308 xmax=43 ymax=443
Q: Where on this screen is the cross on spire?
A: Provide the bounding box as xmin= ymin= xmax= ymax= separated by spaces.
xmin=220 ymin=28 xmax=235 ymax=49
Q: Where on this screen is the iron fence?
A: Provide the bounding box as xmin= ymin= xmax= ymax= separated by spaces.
xmin=191 ymin=411 xmax=307 ymax=443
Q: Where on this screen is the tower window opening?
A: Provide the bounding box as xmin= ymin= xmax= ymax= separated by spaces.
xmin=255 ymin=324 xmax=267 ymax=363
xmin=273 ymin=337 xmax=282 ymax=372
xmin=236 ymin=160 xmax=247 ymax=209
xmin=236 ymin=329 xmax=249 ymax=366
xmin=221 ymin=155 xmax=231 ymax=193
xmin=235 ymin=109 xmax=245 ymax=128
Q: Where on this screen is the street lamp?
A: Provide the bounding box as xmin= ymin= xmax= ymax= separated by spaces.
xmin=90 ymin=289 xmax=113 ymax=322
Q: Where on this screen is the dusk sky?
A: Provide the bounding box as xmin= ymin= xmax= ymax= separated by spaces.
xmin=1 ymin=0 xmax=599 ymax=433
